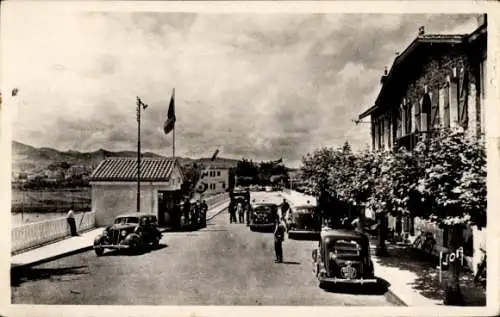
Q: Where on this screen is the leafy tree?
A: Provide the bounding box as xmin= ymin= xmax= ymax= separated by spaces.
xmin=414 ymin=129 xmax=486 ymax=305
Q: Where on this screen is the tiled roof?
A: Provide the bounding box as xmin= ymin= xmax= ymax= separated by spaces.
xmin=89 ymin=158 xmax=177 ymax=182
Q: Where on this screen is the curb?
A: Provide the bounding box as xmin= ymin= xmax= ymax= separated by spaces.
xmin=384 ymin=287 xmax=408 ymax=306
xmin=11 ymin=245 xmax=93 ymax=271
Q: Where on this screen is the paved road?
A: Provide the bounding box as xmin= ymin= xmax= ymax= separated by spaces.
xmin=11 ymin=191 xmax=393 ymax=306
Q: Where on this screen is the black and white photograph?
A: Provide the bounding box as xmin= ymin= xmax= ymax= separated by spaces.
xmin=1 ymin=1 xmax=498 ymax=316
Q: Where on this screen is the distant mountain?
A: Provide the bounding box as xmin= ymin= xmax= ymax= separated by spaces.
xmin=11 ymin=141 xmax=239 ymax=175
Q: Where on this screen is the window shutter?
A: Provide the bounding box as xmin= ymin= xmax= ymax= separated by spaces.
xmin=430 ymin=90 xmax=440 ymax=129
xmin=414 ymin=102 xmax=421 ymax=131
xmin=443 ymin=85 xmax=450 ymax=128
xmin=458 ymin=71 xmax=469 ymax=129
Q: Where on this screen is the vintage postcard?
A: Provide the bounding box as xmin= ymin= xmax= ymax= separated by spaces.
xmin=1 ymin=1 xmax=499 ymax=317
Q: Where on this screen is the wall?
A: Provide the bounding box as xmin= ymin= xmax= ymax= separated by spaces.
xmin=197 ymin=168 xmax=229 ymax=197
xmin=12 ymin=211 xmax=96 ymax=253
xmin=371 ymin=43 xmax=484 ymax=151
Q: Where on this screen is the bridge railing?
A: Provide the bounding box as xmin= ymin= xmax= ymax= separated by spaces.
xmin=11 ymin=211 xmax=96 ymax=254
xmin=205 ymin=193 xmax=229 ymax=207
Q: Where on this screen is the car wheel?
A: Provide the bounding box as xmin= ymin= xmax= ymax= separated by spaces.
xmin=250 ymin=226 xmax=255 ymax=232
xmin=95 ymin=248 xmax=104 ymax=256
xmin=152 ymin=238 xmax=160 ymax=247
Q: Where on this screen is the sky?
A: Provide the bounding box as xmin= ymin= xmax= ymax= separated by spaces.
xmin=2 ymin=4 xmax=482 ymax=167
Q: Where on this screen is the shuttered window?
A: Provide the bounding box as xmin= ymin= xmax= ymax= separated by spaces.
xmin=458 ymin=71 xmax=469 ymax=129
xmin=430 ymin=91 xmax=440 ymax=130
xmin=414 ymin=102 xmax=421 ymax=131
xmin=443 ymin=85 xmax=450 ymax=128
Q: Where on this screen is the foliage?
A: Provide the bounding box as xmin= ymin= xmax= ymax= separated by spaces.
xmin=414 ymin=129 xmax=486 ymax=228
xmin=234 ymin=158 xmax=289 ymax=186
xmin=300 ymin=131 xmax=486 ymax=228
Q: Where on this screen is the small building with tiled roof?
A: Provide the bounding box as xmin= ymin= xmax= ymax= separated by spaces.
xmin=89 ymin=157 xmax=185 ymax=226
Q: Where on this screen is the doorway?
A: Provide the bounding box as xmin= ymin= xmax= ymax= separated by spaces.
xmin=158 ymin=190 xmax=182 ymax=228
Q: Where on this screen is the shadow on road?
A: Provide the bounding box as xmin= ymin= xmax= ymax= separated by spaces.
xmin=281 ymin=261 xmax=301 ymax=265
xmin=372 ymin=243 xmax=486 ymax=306
xmin=320 ymin=277 xmax=389 ymax=295
xmin=288 ymin=233 xmax=320 ymax=241
xmin=102 ymin=243 xmax=168 ymax=257
xmin=11 ymin=265 xmax=89 ymax=287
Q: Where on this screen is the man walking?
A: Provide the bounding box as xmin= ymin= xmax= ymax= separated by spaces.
xmin=67 ymin=209 xmax=78 ymax=236
xmin=274 ymin=216 xmax=286 ymax=263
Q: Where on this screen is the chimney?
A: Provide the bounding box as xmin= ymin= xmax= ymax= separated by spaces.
xmin=380 ymin=66 xmax=389 ymax=84
xmin=418 ymin=26 xmax=425 ymax=36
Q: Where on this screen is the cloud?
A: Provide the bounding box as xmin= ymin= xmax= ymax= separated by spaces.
xmin=3 ymin=7 xmax=481 ymax=167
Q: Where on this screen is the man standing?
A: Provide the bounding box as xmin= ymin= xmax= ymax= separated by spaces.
xmin=182 ymin=198 xmax=191 ymax=226
xmin=237 ymin=201 xmax=244 ymax=223
xmin=280 ymin=199 xmax=290 ymax=220
xmin=66 ymin=209 xmax=78 ymax=236
xmin=274 ymin=216 xmax=286 ymax=263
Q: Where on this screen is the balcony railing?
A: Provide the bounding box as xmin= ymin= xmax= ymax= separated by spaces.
xmin=394 ymin=130 xmax=441 ymax=151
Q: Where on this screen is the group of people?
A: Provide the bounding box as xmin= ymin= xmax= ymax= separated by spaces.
xmin=228 ymin=199 xmax=250 ymax=224
xmin=182 ymin=198 xmax=209 ymax=226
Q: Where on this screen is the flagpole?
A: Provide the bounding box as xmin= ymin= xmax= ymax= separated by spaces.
xmin=137 ymin=97 xmax=141 ymax=213
xmin=136 ymin=97 xmax=148 ymax=213
xmin=172 ymin=88 xmax=175 ymax=159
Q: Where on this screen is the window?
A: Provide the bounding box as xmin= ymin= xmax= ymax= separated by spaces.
xmin=414 ymin=102 xmax=421 ymax=132
xmin=406 ymin=104 xmax=412 ymax=134
xmin=222 ymin=182 xmax=226 ymax=189
xmin=217 ymin=171 xmax=221 ymax=177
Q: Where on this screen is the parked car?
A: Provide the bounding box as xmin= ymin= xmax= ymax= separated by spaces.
xmin=93 ymin=213 xmax=162 ymax=256
xmin=249 ymin=203 xmax=278 ymax=231
xmin=312 ymin=228 xmax=377 ymax=287
xmin=287 ymin=204 xmax=322 ymax=239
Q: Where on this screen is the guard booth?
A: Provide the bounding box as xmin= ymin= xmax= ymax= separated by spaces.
xmin=89 ymin=157 xmax=185 ymax=227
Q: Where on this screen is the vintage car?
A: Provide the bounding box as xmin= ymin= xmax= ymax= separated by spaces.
xmin=93 ymin=213 xmax=162 ymax=256
xmin=249 ymin=203 xmax=278 ymax=231
xmin=312 ymin=229 xmax=377 ymax=286
xmin=287 ymin=204 xmax=322 ymax=239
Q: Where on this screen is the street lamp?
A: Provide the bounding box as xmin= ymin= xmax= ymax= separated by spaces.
xmin=136 ymin=96 xmax=148 ymax=213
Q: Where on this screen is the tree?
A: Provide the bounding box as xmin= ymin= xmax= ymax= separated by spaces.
xmin=414 ymin=129 xmax=486 ymax=305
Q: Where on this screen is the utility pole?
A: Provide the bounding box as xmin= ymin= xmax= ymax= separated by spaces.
xmin=136 ymin=97 xmax=148 ymax=213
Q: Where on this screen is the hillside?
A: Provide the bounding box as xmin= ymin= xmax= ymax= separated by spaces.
xmin=11 ymin=141 xmax=239 ymax=176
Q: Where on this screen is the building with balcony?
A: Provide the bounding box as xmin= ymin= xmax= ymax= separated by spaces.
xmin=357 ymin=17 xmax=488 ymax=272
xmin=358 ymin=17 xmax=487 ymax=151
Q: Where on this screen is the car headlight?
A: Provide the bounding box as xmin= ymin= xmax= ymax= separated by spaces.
xmin=329 ymin=252 xmax=337 ymax=260
xmin=121 ymin=230 xmax=127 ymax=237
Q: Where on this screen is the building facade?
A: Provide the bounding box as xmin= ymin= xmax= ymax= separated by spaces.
xmin=194 ymin=165 xmax=230 ymax=198
xmin=89 ymin=158 xmax=184 ymax=227
xmin=357 ymin=18 xmax=487 ymax=273
xmin=359 ymin=18 xmax=487 ymax=151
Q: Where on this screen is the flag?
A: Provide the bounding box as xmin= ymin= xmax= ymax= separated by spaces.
xmin=273 ymin=158 xmax=283 ymax=165
xmin=210 ymin=149 xmax=220 ymax=161
xmin=163 ymin=89 xmax=176 ymax=135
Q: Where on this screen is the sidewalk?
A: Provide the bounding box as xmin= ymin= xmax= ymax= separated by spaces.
xmin=370 ymin=240 xmax=486 ymax=306
xmin=11 ymin=201 xmax=229 ymax=269
xmin=12 ymin=228 xmax=103 ymax=269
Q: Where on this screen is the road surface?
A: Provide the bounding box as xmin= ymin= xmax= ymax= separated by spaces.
xmin=11 ymin=191 xmax=394 ymax=306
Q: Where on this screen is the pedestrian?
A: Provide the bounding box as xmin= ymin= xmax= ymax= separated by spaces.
xmin=182 ymin=198 xmax=191 ymax=225
xmin=229 ymin=202 xmax=237 ymax=223
xmin=67 ymin=209 xmax=78 ymax=236
xmin=280 ymin=199 xmax=290 ymax=219
xmin=274 ymin=216 xmax=286 ymax=263
xmin=237 ymin=201 xmax=244 ymax=223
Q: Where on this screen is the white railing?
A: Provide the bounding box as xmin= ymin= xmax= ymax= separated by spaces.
xmin=11 ymin=211 xmax=96 ymax=253
xmin=205 ymin=193 xmax=229 ymax=208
